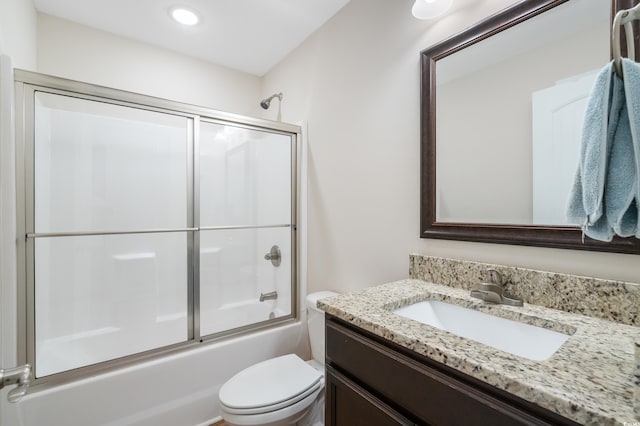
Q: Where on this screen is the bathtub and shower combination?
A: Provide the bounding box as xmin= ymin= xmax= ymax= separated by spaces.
xmin=0 ymin=64 xmax=307 ymax=426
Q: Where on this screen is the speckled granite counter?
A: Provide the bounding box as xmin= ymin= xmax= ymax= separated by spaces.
xmin=318 ymin=279 xmax=640 ymax=425
xmin=409 ymin=255 xmax=640 ymax=326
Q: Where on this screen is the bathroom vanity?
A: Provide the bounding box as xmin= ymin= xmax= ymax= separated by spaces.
xmin=319 ymin=277 xmax=640 ymax=425
xmin=325 ymin=316 xmax=577 ymax=425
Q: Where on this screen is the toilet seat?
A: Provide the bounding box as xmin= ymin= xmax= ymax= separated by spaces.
xmin=219 ymin=354 xmax=323 ymax=416
xmin=221 ymin=380 xmax=323 ymax=415
xmin=220 ymin=385 xmax=323 ymax=426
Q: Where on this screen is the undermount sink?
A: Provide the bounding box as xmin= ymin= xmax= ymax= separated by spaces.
xmin=393 ymin=300 xmax=571 ymax=361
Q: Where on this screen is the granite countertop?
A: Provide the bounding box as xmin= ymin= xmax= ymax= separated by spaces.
xmin=318 ymin=279 xmax=640 ymax=426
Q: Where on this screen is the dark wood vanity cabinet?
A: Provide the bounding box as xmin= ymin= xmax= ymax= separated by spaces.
xmin=324 ymin=315 xmax=579 ymax=426
xmin=325 ymin=366 xmax=413 ymax=426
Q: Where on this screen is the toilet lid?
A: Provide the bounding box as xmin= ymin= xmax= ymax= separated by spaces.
xmin=219 ymin=354 xmax=322 ymax=411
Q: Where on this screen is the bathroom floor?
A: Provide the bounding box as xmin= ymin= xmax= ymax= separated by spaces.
xmin=211 ymin=421 xmax=229 ymax=426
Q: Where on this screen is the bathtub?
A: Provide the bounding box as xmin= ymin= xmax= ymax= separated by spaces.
xmin=7 ymin=320 xmax=307 ymax=426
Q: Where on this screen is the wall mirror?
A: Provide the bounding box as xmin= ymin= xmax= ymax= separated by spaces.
xmin=421 ymin=0 xmax=640 ymax=253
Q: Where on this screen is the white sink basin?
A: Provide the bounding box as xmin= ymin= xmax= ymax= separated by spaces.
xmin=393 ymin=300 xmax=570 ymax=361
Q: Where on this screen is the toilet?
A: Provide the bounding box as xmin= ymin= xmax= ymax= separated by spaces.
xmin=218 ymin=291 xmax=339 ymax=426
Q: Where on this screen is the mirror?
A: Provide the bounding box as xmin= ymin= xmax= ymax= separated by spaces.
xmin=421 ymin=0 xmax=640 ymax=254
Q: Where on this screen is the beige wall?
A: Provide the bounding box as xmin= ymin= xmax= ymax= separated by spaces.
xmin=0 ymin=0 xmax=37 ymax=69
xmin=37 ymin=14 xmax=262 ymax=117
xmin=260 ymin=0 xmax=640 ymax=293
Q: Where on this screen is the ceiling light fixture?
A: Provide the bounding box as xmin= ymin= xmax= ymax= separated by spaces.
xmin=170 ymin=7 xmax=200 ymax=26
xmin=412 ymin=0 xmax=453 ymax=20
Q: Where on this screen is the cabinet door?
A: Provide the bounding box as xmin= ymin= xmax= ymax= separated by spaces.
xmin=326 ymin=366 xmax=415 ymax=426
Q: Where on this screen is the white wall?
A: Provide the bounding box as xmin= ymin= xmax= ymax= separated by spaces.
xmin=37 ymin=14 xmax=262 ymax=117
xmin=0 ymin=0 xmax=37 ymax=69
xmin=260 ymin=0 xmax=640 ymax=294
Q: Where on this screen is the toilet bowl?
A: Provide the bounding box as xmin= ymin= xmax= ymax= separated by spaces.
xmin=218 ymin=291 xmax=338 ymax=426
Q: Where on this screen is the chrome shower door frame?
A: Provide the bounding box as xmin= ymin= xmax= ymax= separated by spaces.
xmin=14 ymin=69 xmax=301 ymax=390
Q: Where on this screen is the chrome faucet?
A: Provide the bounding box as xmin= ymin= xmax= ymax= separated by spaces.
xmin=259 ymin=291 xmax=278 ymax=302
xmin=470 ymin=269 xmax=523 ymax=306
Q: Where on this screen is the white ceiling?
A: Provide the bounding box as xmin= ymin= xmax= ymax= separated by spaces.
xmin=33 ymin=0 xmax=351 ymax=76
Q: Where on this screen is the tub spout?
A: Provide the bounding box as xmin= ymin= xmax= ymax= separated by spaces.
xmin=259 ymin=291 xmax=278 ymax=302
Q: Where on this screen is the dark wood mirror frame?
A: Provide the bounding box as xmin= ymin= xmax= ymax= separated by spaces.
xmin=420 ymin=0 xmax=640 ymax=254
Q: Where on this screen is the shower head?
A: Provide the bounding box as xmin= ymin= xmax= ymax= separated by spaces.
xmin=260 ymin=92 xmax=283 ymax=110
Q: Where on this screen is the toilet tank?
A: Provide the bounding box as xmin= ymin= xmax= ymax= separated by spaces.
xmin=306 ymin=291 xmax=339 ymax=365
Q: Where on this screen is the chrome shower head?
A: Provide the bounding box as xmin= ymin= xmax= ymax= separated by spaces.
xmin=260 ymin=92 xmax=283 ymax=110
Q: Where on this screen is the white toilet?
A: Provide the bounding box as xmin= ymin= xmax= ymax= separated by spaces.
xmin=218 ymin=291 xmax=338 ymax=426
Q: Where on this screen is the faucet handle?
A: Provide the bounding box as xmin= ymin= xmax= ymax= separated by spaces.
xmin=485 ymin=268 xmax=503 ymax=286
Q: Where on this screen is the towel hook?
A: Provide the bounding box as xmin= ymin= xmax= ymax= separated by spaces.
xmin=613 ymin=3 xmax=640 ymax=78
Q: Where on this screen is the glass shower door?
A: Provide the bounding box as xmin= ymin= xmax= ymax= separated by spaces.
xmin=199 ymin=122 xmax=294 ymax=337
xmin=16 ymin=71 xmax=301 ymax=392
xmin=31 ymin=92 xmax=191 ymax=378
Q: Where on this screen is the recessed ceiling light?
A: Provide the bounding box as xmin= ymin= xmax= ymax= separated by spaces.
xmin=170 ymin=7 xmax=199 ymax=26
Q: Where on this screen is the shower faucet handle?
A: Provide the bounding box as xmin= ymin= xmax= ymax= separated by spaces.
xmin=264 ymin=245 xmax=281 ymax=267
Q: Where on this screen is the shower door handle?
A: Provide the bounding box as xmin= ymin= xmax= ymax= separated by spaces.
xmin=1 ymin=364 xmax=31 ymax=402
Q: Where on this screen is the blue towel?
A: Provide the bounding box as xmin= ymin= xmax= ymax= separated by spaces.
xmin=623 ymin=59 xmax=640 ymax=238
xmin=566 ymin=62 xmax=617 ymax=240
xmin=606 ymin=66 xmax=635 ymax=237
xmin=566 ymin=58 xmax=640 ymax=241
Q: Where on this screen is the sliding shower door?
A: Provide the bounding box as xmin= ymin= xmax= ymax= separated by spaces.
xmin=17 ymin=71 xmax=299 ymax=386
xmin=198 ymin=122 xmax=295 ymax=336
xmin=30 ymin=92 xmax=191 ymax=378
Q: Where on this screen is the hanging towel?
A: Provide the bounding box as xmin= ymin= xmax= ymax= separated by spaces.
xmin=566 ymin=58 xmax=640 ymax=241
xmin=622 ymin=58 xmax=640 ymax=239
xmin=605 ymin=61 xmax=636 ymax=238
xmin=566 ymin=62 xmax=617 ymax=241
